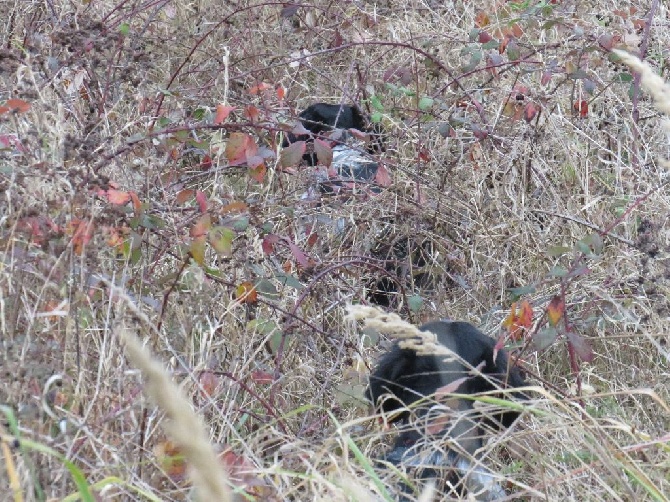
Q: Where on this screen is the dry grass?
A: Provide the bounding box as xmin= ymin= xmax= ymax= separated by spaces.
xmin=1 ymin=0 xmax=668 ymax=500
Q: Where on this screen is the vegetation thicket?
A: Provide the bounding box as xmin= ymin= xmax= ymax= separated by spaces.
xmin=0 ymin=0 xmax=668 ymax=500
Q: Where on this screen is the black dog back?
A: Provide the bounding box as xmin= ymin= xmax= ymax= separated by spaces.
xmin=367 ymin=320 xmax=526 ymax=500
xmin=367 ymin=320 xmax=525 ymax=429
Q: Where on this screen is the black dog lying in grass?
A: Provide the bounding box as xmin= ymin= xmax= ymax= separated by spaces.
xmin=366 ymin=320 xmax=526 ymax=500
xmin=283 ymin=103 xmax=383 ymax=165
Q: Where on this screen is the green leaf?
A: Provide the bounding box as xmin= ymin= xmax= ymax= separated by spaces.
xmin=549 ymin=266 xmax=568 ymax=277
xmin=568 ymin=68 xmax=590 ymax=80
xmin=126 ymin=133 xmax=144 ymax=144
xmin=614 ymin=72 xmax=633 ymax=82
xmin=531 ymin=327 xmax=559 ymax=351
xmin=118 ymin=23 xmax=130 ymax=36
xmin=232 ymin=216 xmax=249 ymax=232
xmin=407 ymin=295 xmax=424 ymax=313
xmin=192 ymin=108 xmax=207 ymax=120
xmin=248 ymin=318 xmax=280 ymax=336
xmin=370 ymin=95 xmax=385 ymax=112
xmin=579 ymin=233 xmax=604 ymax=256
xmin=254 ymin=278 xmax=279 ymax=297
xmin=1 ymin=406 xmax=95 ymax=502
xmin=275 ymin=272 xmax=305 ymax=290
xmin=547 ymin=246 xmax=571 ymax=257
xmin=507 ymin=284 xmax=537 ymax=298
xmin=190 ymin=237 xmax=206 ymax=265
xmin=418 ymin=97 xmax=434 ymax=111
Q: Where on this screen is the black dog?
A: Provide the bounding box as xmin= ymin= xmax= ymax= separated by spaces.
xmin=366 ymin=320 xmax=526 ymax=500
xmin=283 ymin=103 xmax=383 ymax=165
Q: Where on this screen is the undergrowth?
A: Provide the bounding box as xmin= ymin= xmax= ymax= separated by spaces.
xmin=0 ymin=0 xmax=668 ymax=500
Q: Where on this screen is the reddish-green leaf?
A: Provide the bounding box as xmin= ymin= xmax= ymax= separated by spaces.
xmin=314 ymin=139 xmax=332 ymax=166
xmin=190 ymin=236 xmax=206 ymax=265
xmin=213 ymin=104 xmax=235 ymax=125
xmin=191 ymin=214 xmax=211 ymax=238
xmin=248 ymin=162 xmax=267 ymax=183
xmin=532 ymin=327 xmax=559 ymax=352
xmin=225 ymin=132 xmax=256 ymax=166
xmin=235 ymin=281 xmax=258 ymax=304
xmin=280 ymin=141 xmax=306 ymax=168
xmin=567 ymin=331 xmax=594 ymax=362
xmin=208 ymin=226 xmax=234 ymax=256
xmin=547 ymin=296 xmax=564 ymax=326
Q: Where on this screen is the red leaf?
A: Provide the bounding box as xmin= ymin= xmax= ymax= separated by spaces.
xmin=106 ymin=189 xmax=132 ymax=205
xmin=251 ymin=371 xmax=273 ymax=385
xmin=244 ymin=105 xmax=260 ymax=122
xmin=195 ymin=191 xmax=208 ymax=213
xmin=235 ymin=281 xmax=258 ymax=304
xmin=248 ymin=82 xmax=272 ymax=95
xmin=375 ymin=163 xmax=392 ymax=187
xmin=574 ymin=100 xmax=588 ymax=117
xmin=200 ymin=154 xmax=213 ymax=170
xmin=280 ymin=141 xmax=306 ymax=168
xmin=503 ymin=300 xmax=533 ymax=341
xmin=287 ymin=240 xmax=309 ymax=268
xmin=213 ymin=104 xmax=235 ymax=125
xmin=129 ymin=192 xmax=142 ymax=214
xmin=276 ymin=86 xmax=286 ymax=100
xmin=6 ymin=98 xmax=30 ymax=113
xmin=518 ymin=300 xmax=533 ymax=328
xmin=478 ymin=31 xmax=493 ymax=43
xmin=221 ymin=201 xmax=248 ymax=214
xmin=262 ymin=234 xmax=280 ymax=254
xmin=198 ymin=371 xmax=220 ymax=397
xmin=524 ymin=102 xmax=539 ymax=122
xmin=68 ymin=219 xmax=95 ymax=255
xmin=330 ymin=29 xmax=344 ymax=49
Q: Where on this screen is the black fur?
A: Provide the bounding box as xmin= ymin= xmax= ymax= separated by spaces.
xmin=367 ymin=320 xmax=525 ymax=429
xmin=367 ymin=320 xmax=526 ymax=500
